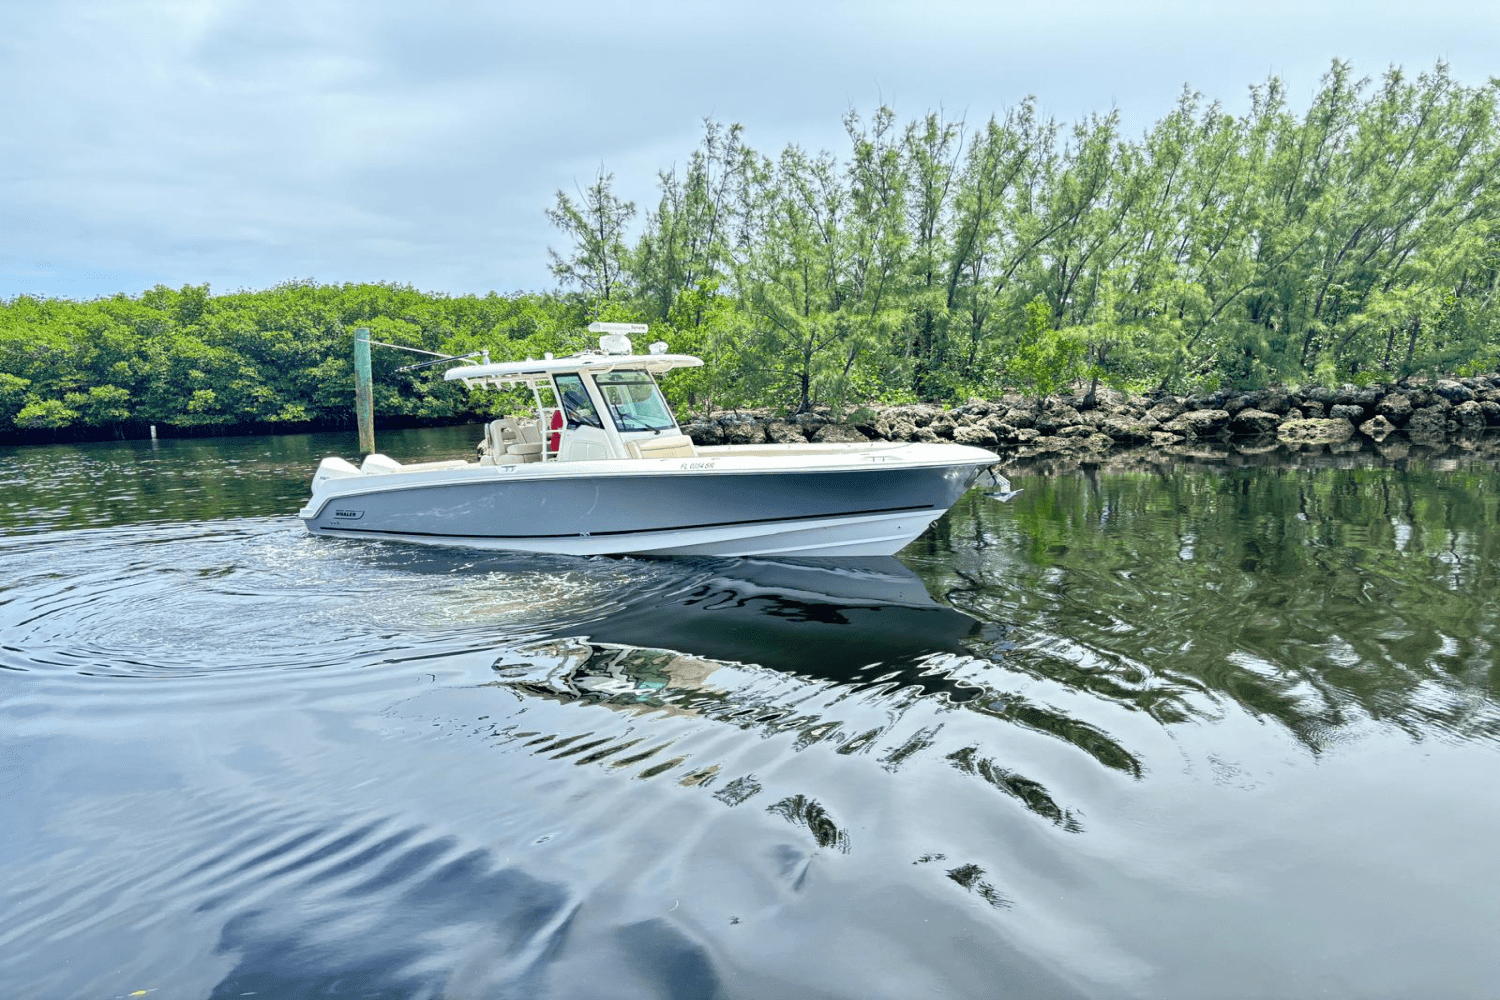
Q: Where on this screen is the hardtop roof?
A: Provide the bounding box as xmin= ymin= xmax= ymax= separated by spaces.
xmin=443 ymin=352 xmax=703 ymax=384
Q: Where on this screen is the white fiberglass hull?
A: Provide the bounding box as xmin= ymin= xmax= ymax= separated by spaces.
xmin=307 ymin=508 xmax=950 ymax=557
xmin=299 ymin=441 xmax=997 ymax=558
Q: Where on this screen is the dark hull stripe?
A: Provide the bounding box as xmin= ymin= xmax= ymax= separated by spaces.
xmin=312 ymin=503 xmax=933 ymax=540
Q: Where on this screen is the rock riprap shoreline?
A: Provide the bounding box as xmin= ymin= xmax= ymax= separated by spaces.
xmin=681 ymin=375 xmax=1500 ymax=458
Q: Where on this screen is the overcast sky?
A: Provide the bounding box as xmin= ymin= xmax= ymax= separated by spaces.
xmin=3 ymin=0 xmax=1495 ymax=301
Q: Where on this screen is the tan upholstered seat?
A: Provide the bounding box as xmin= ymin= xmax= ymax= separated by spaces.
xmin=626 ymin=434 xmax=697 ymax=460
xmin=507 ymin=441 xmax=543 ymax=463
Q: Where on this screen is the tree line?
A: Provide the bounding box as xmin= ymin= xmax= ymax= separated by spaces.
xmin=3 ymin=60 xmax=1497 ymax=440
xmin=0 ymin=281 xmax=596 ymax=438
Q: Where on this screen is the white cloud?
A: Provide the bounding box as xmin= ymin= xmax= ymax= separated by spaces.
xmin=2 ymin=0 xmax=1494 ymax=300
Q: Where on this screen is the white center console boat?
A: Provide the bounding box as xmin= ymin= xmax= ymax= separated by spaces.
xmin=299 ymin=324 xmax=1004 ymax=557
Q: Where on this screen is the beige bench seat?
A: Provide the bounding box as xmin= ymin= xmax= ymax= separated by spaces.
xmin=626 ymin=434 xmax=697 ymax=459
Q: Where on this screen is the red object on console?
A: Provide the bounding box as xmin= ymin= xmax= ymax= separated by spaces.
xmin=548 ymin=409 xmax=563 ymax=453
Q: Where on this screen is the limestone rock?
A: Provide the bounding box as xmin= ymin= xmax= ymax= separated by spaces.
xmin=1407 ymin=407 xmax=1450 ymax=441
xmin=1003 ymin=409 xmax=1035 ymax=429
xmin=1033 ymin=404 xmax=1083 ymax=433
xmin=720 ymin=414 xmax=766 ymax=445
xmin=1403 ymin=388 xmax=1435 ymax=410
xmin=1432 ymin=379 xmax=1475 ymax=403
xmin=812 ymin=423 xmax=868 ymax=444
xmin=1095 ymin=414 xmax=1158 ymax=443
xmin=1276 ymin=418 xmax=1355 ymax=445
xmin=1358 ymin=414 xmax=1396 ymax=441
xmin=1080 ymin=386 xmax=1128 ymax=410
xmin=888 ymin=418 xmax=917 ymax=442
xmin=1328 ymin=404 xmax=1366 ymax=422
xmin=1077 ymin=433 xmax=1115 ymax=452
xmin=766 ymin=420 xmax=806 ymax=443
xmin=955 ymin=399 xmax=994 ymax=419
xmin=1256 ymin=390 xmax=1295 ymax=415
xmin=1027 ymin=435 xmax=1078 ymax=454
xmin=908 ymin=405 xmax=941 ymax=428
xmin=682 ymin=419 xmax=723 ymax=446
xmin=794 ymin=411 xmax=829 ymax=430
xmin=1162 ymin=409 xmax=1231 ymax=439
xmin=1229 ymin=408 xmax=1280 ymax=436
xmin=1147 ymin=399 xmax=1186 ymax=423
xmin=1454 ymin=400 xmax=1486 ymax=432
xmin=1001 ymin=426 xmax=1041 ymax=445
xmin=1375 ymin=393 xmax=1413 ymax=425
xmin=953 ymin=424 xmax=998 ymax=446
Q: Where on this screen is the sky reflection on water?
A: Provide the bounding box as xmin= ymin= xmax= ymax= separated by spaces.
xmin=2 ymin=430 xmax=1498 ymax=998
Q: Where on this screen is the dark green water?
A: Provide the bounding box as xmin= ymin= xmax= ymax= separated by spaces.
xmin=2 ymin=427 xmax=1497 ymax=998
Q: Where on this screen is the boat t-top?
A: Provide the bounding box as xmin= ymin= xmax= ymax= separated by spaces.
xmin=299 ymin=323 xmax=1005 ymax=557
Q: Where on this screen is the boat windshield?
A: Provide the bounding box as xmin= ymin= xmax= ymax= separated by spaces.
xmin=554 ymin=373 xmax=603 ymax=428
xmin=595 ymin=371 xmax=676 ymax=432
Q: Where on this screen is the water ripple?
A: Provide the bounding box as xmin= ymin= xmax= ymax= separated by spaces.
xmin=4 ymin=440 xmax=1500 ymax=998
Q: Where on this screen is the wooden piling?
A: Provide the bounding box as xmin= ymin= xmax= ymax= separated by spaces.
xmin=354 ymin=327 xmax=375 ymax=454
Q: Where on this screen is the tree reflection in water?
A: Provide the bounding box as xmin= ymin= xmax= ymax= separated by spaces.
xmin=910 ymin=452 xmax=1500 ymax=752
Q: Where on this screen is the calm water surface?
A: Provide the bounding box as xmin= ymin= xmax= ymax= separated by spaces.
xmin=2 ymin=428 xmax=1498 ymax=999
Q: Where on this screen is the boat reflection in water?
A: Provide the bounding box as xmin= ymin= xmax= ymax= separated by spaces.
xmin=499 ymin=555 xmax=1003 ymax=712
xmin=488 ymin=555 xmax=1137 ymax=835
xmin=578 ymin=555 xmax=1001 ymax=681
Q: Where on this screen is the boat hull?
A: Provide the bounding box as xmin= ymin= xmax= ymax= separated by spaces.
xmin=299 ymin=447 xmax=994 ymax=557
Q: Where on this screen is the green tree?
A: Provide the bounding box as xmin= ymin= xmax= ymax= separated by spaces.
xmin=1009 ymin=298 xmax=1085 ymax=401
xmin=546 ymin=168 xmax=636 ymax=318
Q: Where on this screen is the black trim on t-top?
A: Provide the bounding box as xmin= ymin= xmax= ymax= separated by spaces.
xmin=313 ymin=503 xmax=933 ymax=540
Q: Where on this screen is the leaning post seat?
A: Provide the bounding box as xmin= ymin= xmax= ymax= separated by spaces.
xmin=507 ymin=442 xmax=543 ymax=462
xmin=482 ymin=418 xmax=520 ymax=458
xmin=481 ymin=417 xmax=545 ymax=463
